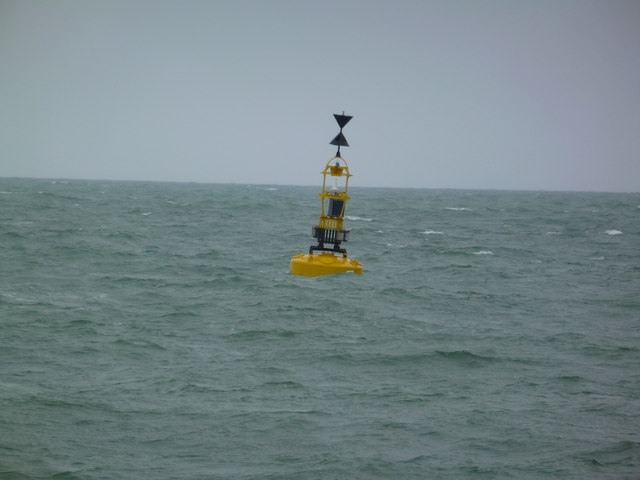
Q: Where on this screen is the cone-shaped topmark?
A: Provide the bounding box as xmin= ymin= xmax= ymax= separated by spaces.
xmin=333 ymin=114 xmax=353 ymax=129
xmin=330 ymin=132 xmax=349 ymax=147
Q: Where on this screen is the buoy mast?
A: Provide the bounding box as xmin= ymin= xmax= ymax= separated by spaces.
xmin=311 ymin=113 xmax=352 ymax=256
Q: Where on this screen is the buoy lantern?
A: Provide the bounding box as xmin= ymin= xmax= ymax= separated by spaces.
xmin=290 ymin=113 xmax=363 ymax=276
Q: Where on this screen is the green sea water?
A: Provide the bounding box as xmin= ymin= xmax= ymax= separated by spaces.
xmin=1 ymin=177 xmax=639 ymax=479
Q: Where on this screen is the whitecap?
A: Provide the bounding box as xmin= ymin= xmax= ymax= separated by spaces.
xmin=546 ymin=231 xmax=561 ymax=235
xmin=421 ymin=230 xmax=444 ymax=235
xmin=345 ymin=215 xmax=373 ymax=221
xmin=605 ymin=230 xmax=623 ymax=235
xmin=590 ymin=256 xmax=605 ymax=260
xmin=266 ymin=188 xmax=277 ymax=191
xmin=446 ymin=207 xmax=471 ymax=211
xmin=142 ymin=212 xmax=152 ymax=216
xmin=473 ymin=250 xmax=494 ymax=255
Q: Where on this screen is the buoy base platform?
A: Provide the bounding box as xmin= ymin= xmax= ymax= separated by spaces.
xmin=290 ymin=252 xmax=363 ymax=277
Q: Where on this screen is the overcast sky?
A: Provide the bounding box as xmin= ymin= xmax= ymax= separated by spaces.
xmin=1 ymin=0 xmax=639 ymax=192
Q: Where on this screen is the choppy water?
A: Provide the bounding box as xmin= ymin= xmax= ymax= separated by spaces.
xmin=1 ymin=177 xmax=639 ymax=479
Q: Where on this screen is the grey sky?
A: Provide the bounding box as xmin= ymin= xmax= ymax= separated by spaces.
xmin=1 ymin=0 xmax=639 ymax=192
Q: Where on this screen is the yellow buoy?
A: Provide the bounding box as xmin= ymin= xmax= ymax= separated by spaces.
xmin=290 ymin=252 xmax=363 ymax=277
xmin=289 ymin=113 xmax=363 ymax=277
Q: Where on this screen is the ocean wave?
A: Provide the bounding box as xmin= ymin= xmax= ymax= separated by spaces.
xmin=445 ymin=207 xmax=472 ymax=211
xmin=551 ymin=374 xmax=588 ymax=383
xmin=582 ymin=440 xmax=640 ymax=467
xmin=154 ymin=310 xmax=200 ymax=319
xmin=434 ymin=350 xmax=498 ymax=364
xmin=385 ymin=243 xmax=408 ymax=248
xmin=473 ymin=250 xmax=494 ymax=255
xmin=111 ymin=338 xmax=168 ymax=351
xmin=604 ymin=229 xmax=623 ymax=235
xmin=226 ymin=329 xmax=298 ymax=341
xmin=27 ymin=395 xmax=113 ymax=412
xmin=321 ymin=350 xmax=498 ymax=367
xmin=261 ymin=380 xmax=305 ymax=389
xmin=345 ymin=215 xmax=373 ymax=221
xmin=581 ymin=344 xmax=639 ymax=359
xmin=421 ymin=230 xmax=444 ymax=235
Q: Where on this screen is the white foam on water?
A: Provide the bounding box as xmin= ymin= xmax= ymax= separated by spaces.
xmin=142 ymin=212 xmax=152 ymax=216
xmin=590 ymin=256 xmax=605 ymax=260
xmin=546 ymin=231 xmax=561 ymax=235
xmin=473 ymin=250 xmax=494 ymax=255
xmin=345 ymin=216 xmax=373 ymax=221
xmin=446 ymin=207 xmax=472 ymax=211
xmin=421 ymin=230 xmax=444 ymax=235
xmin=605 ymin=230 xmax=623 ymax=235
xmin=266 ymin=188 xmax=277 ymax=191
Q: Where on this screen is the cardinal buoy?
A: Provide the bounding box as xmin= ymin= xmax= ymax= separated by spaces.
xmin=289 ymin=113 xmax=363 ymax=277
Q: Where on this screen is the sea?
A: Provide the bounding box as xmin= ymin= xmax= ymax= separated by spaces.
xmin=1 ymin=177 xmax=639 ymax=480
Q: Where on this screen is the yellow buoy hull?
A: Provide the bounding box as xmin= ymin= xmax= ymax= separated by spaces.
xmin=290 ymin=252 xmax=363 ymax=277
